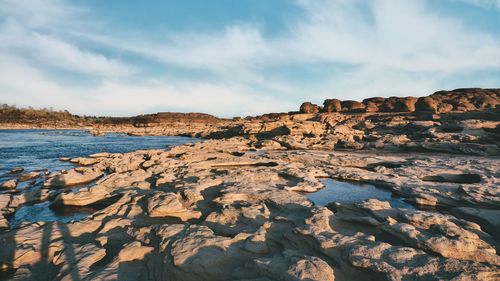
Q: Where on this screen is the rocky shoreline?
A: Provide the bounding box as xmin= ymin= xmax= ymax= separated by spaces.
xmin=0 ymin=88 xmax=499 ymax=280
xmin=3 ymin=89 xmax=499 ymax=156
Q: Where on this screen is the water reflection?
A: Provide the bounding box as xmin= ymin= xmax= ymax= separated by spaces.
xmin=307 ymin=179 xmax=414 ymax=209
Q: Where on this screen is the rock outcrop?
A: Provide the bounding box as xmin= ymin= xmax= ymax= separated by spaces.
xmin=299 ymin=102 xmax=320 ymax=114
xmin=1 ymin=88 xmax=499 ymax=280
xmin=1 ymin=138 xmax=498 ymax=280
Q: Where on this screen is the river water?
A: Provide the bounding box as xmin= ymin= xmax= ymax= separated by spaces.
xmin=1 ymin=130 xmax=415 ymax=227
xmin=0 ymin=129 xmax=198 ymax=179
xmin=0 ymin=129 xmax=199 ymax=228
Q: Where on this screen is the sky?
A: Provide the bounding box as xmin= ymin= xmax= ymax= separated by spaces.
xmin=0 ymin=0 xmax=500 ymax=117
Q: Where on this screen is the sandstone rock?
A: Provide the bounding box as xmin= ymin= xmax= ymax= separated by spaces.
xmin=348 ymin=242 xmax=498 ymax=281
xmin=299 ymin=102 xmax=320 ymax=114
xmin=415 ymin=96 xmax=439 ymax=112
xmin=437 ymin=103 xmax=453 ymax=113
xmin=89 ymin=152 xmax=114 ymax=158
xmin=51 ymin=184 xmax=111 ymax=206
xmin=1 ymin=121 xmax=499 ymax=280
xmin=10 ymin=167 xmax=24 ymax=173
xmin=474 ymin=95 xmax=499 ymax=108
xmin=0 ymin=179 xmax=17 ymax=189
xmin=118 ymin=241 xmax=154 ymax=262
xmin=451 ymin=207 xmax=500 ymax=239
xmin=341 ymin=100 xmax=366 ymax=112
xmin=18 ymin=171 xmax=41 ymax=182
xmin=430 ymin=88 xmax=499 ymax=112
xmin=254 ymin=139 xmax=283 ymax=150
xmin=322 ymin=99 xmax=342 ymax=113
xmin=204 ymin=202 xmax=270 ymax=236
xmin=89 ymin=128 xmax=105 ymax=136
xmin=412 ymin=194 xmax=438 ymax=206
xmin=286 ymin=256 xmax=335 ymax=281
xmin=44 ymin=167 xmax=103 ymax=187
xmin=379 ymin=97 xmax=417 ymax=112
xmin=362 ymin=97 xmax=385 ymax=112
xmin=254 ymin=251 xmax=336 ymax=281
xmin=381 ymin=211 xmax=500 ymax=265
xmin=169 ymin=225 xmax=251 ymax=280
xmin=455 ymin=98 xmax=477 ymax=112
xmin=0 ymin=217 xmax=9 ymax=229
xmin=357 ymin=199 xmax=392 ymax=211
xmin=70 ymin=157 xmax=101 ymax=166
xmin=147 ymin=192 xmax=201 ymax=221
xmin=54 ymin=243 xmax=106 ymax=281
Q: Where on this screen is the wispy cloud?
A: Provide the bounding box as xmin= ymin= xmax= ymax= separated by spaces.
xmin=458 ymin=0 xmax=500 ymax=9
xmin=0 ymin=0 xmax=133 ymax=77
xmin=0 ymin=0 xmax=499 ymax=116
xmin=0 ymin=54 xmax=292 ymax=117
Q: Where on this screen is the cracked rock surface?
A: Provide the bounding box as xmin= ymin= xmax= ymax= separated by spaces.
xmin=0 ymin=137 xmax=498 ymax=280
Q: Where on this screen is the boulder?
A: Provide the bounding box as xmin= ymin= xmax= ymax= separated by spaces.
xmin=1 ymin=179 xmax=17 ymax=189
xmin=455 ymin=99 xmax=477 ymax=112
xmin=10 ymin=167 xmax=24 ymax=173
xmin=51 ymin=184 xmax=111 ymax=206
xmin=474 ymin=95 xmax=499 ymax=109
xmin=394 ymin=97 xmax=417 ymax=112
xmin=437 ymin=103 xmax=453 ymax=113
xmin=362 ymin=97 xmax=386 ymax=112
xmin=341 ymin=100 xmax=366 ymax=112
xmin=322 ymin=99 xmax=342 ymax=113
xmin=44 ymin=167 xmax=103 ymax=188
xmin=415 ymin=96 xmax=439 ymax=112
xmin=299 ymin=102 xmax=320 ymax=114
xmin=147 ymin=192 xmax=201 ymax=221
xmin=286 ymin=256 xmax=335 ymax=281
xmin=379 ymin=97 xmax=417 ymax=112
xmin=18 ymin=171 xmax=41 ymax=182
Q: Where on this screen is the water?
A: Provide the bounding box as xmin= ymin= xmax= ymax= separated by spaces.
xmin=0 ymin=129 xmax=198 ymax=179
xmin=8 ymin=201 xmax=92 ymax=228
xmin=307 ymin=179 xmax=414 ymax=209
xmin=0 ymin=129 xmax=199 ymax=227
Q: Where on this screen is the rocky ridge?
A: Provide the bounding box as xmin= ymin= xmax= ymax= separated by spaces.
xmin=81 ymin=88 xmax=500 ymax=157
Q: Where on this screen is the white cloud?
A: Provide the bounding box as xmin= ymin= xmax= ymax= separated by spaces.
xmin=85 ymin=0 xmax=500 ymax=73
xmin=0 ymin=0 xmax=499 ymax=116
xmin=0 ymin=55 xmax=292 ymax=117
xmin=276 ymin=0 xmax=500 ymax=72
xmin=0 ymin=0 xmax=132 ymax=77
xmin=0 ymin=0 xmax=83 ymax=29
xmin=30 ymin=33 xmax=134 ymax=76
xmin=458 ymin=0 xmax=500 ymax=9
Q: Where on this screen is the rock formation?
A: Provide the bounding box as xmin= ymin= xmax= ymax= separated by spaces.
xmin=299 ymin=102 xmax=320 ymax=114
xmin=0 ymin=88 xmax=499 ymax=280
xmin=0 ymin=136 xmax=499 ymax=280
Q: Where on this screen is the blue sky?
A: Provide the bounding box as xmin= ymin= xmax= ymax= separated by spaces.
xmin=1 ymin=0 xmax=500 ymax=117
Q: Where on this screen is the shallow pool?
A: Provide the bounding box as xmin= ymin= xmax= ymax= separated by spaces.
xmin=307 ymin=179 xmax=414 ymax=209
xmin=7 ymin=201 xmax=92 ymax=228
